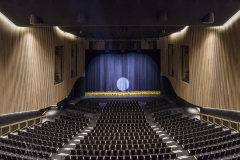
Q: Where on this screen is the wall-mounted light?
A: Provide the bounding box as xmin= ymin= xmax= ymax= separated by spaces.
xmin=202 ymin=12 xmax=214 ymax=23
xmin=157 ymin=10 xmax=168 ymax=21
xmin=30 ymin=14 xmax=43 ymax=25
xmin=77 ymin=12 xmax=88 ymax=23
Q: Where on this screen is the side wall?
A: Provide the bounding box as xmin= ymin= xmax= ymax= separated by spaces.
xmin=0 ymin=13 xmax=86 ymax=114
xmin=159 ymin=13 xmax=240 ymax=111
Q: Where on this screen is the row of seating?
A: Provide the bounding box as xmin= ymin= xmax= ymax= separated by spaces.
xmin=193 ymin=146 xmax=240 ymax=160
xmin=91 ymin=129 xmax=154 ymax=134
xmin=162 ymin=119 xmax=202 ymax=129
xmin=167 ymin=122 xmax=210 ymax=134
xmin=92 ymin=125 xmax=152 ymax=130
xmin=41 ymin=122 xmax=83 ymax=131
xmin=66 ymin=111 xmax=86 ymax=117
xmin=65 ymin=153 xmax=177 ymax=160
xmin=98 ymin=115 xmax=146 ymax=120
xmin=8 ymin=134 xmax=64 ymax=148
xmin=36 ymin=124 xmax=80 ymax=133
xmin=0 ymin=145 xmax=51 ymax=159
xmin=88 ymin=102 xmax=100 ymax=107
xmin=101 ymin=110 xmax=144 ymax=113
xmin=158 ymin=117 xmax=189 ymax=126
xmin=104 ymin=105 xmax=142 ymax=110
xmin=147 ymin=104 xmax=171 ymax=113
xmin=75 ymin=103 xmax=99 ymax=113
xmin=83 ymin=134 xmax=159 ymax=141
xmin=96 ymin=119 xmax=147 ymax=123
xmin=154 ymin=113 xmax=183 ymax=121
xmin=27 ymin=127 xmax=74 ymax=139
xmin=181 ymin=132 xmax=240 ymax=146
xmin=95 ymin=123 xmax=150 ymax=127
xmin=106 ymin=101 xmax=139 ymax=106
xmin=76 ymin=143 xmax=168 ymax=151
xmin=55 ymin=119 xmax=88 ymax=127
xmin=74 ymin=105 xmax=98 ymax=113
xmin=170 ymin=125 xmax=215 ymax=137
xmin=33 ymin=125 xmax=78 ymax=136
xmin=60 ymin=115 xmax=90 ymax=122
xmin=18 ymin=130 xmax=69 ymax=143
xmin=71 ymin=147 xmax=172 ymax=155
xmin=88 ymin=131 xmax=154 ymax=136
xmin=158 ymin=117 xmax=219 ymax=136
xmin=174 ymin=129 xmax=231 ymax=141
xmin=0 ymin=111 xmax=90 ymax=160
xmin=151 ymin=105 xmax=240 ymax=160
xmin=77 ymin=103 xmax=100 ymax=109
xmin=0 ymin=137 xmax=58 ymax=153
xmin=188 ymin=139 xmax=240 ymax=155
xmin=152 ymin=109 xmax=171 ymax=117
xmin=146 ymin=100 xmax=168 ymax=107
xmin=145 ymin=100 xmax=170 ymax=112
xmin=79 ymin=139 xmax=163 ymax=145
xmin=72 ymin=101 xmax=175 ymax=160
xmin=100 ymin=112 xmax=144 ymax=116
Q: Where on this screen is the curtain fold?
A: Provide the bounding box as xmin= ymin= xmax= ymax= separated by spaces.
xmin=85 ymin=52 xmax=160 ymax=92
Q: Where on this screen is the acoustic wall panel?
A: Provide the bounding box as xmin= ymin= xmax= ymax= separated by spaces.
xmin=159 ymin=14 xmax=240 ymax=111
xmin=0 ymin=14 xmax=86 ymax=114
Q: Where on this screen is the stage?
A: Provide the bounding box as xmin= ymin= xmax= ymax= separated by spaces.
xmin=69 ymin=94 xmax=174 ymax=104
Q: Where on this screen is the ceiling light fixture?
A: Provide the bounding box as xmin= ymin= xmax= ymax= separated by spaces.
xmin=30 ymin=14 xmax=43 ymax=25
xmin=202 ymin=12 xmax=214 ymax=23
xmin=77 ymin=12 xmax=88 ymax=23
xmin=157 ymin=10 xmax=168 ymax=21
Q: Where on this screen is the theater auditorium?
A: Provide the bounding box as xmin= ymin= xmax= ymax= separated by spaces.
xmin=0 ymin=1 xmax=240 ymax=160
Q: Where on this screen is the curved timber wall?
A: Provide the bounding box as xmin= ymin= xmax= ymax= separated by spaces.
xmin=159 ymin=12 xmax=240 ymax=111
xmin=0 ymin=13 xmax=86 ymax=114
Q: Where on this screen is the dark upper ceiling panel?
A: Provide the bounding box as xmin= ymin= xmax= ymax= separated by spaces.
xmin=0 ymin=0 xmax=240 ymax=38
xmin=59 ymin=26 xmax=185 ymax=38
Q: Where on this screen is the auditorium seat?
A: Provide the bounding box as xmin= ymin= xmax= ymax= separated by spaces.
xmin=0 ymin=110 xmax=91 ymax=160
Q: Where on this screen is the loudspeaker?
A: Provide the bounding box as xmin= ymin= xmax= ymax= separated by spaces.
xmin=202 ymin=12 xmax=214 ymax=23
xmin=30 ymin=14 xmax=43 ymax=25
xmin=105 ymin=41 xmax=110 ymax=53
xmin=120 ymin=41 xmax=126 ymax=52
xmin=89 ymin=41 xmax=93 ymax=52
xmin=77 ymin=12 xmax=88 ymax=23
xmin=157 ymin=10 xmax=167 ymax=21
xmin=153 ymin=41 xmax=157 ymax=52
xmin=137 ymin=41 xmax=141 ymax=52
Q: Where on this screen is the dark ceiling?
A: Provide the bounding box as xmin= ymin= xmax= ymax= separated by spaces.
xmin=0 ymin=0 xmax=240 ymax=38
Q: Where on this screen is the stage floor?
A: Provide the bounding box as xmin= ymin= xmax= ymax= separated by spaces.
xmin=70 ymin=94 xmax=172 ymax=104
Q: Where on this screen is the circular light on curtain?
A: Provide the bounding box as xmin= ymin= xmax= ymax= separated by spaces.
xmin=117 ymin=77 xmax=129 ymax=91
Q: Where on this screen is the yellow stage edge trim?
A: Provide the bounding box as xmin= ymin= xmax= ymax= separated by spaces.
xmin=85 ymin=91 xmax=160 ymax=96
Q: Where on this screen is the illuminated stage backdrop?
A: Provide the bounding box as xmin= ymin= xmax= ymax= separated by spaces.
xmin=85 ymin=50 xmax=161 ymax=92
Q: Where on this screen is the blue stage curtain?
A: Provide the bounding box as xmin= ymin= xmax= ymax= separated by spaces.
xmin=85 ymin=52 xmax=160 ymax=92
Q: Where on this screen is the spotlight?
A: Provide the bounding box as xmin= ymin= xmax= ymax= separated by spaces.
xmin=202 ymin=12 xmax=214 ymax=23
xmin=89 ymin=41 xmax=93 ymax=52
xmin=77 ymin=12 xmax=88 ymax=23
xmin=137 ymin=41 xmax=141 ymax=53
xmin=120 ymin=41 xmax=126 ymax=53
xmin=153 ymin=41 xmax=157 ymax=52
xmin=105 ymin=41 xmax=110 ymax=53
xmin=119 ymin=26 xmax=128 ymax=33
xmin=30 ymin=14 xmax=43 ymax=25
xmin=157 ymin=10 xmax=167 ymax=21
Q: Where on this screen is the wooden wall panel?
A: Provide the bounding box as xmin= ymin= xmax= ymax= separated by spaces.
xmin=159 ymin=15 xmax=240 ymax=111
xmin=0 ymin=14 xmax=86 ymax=114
